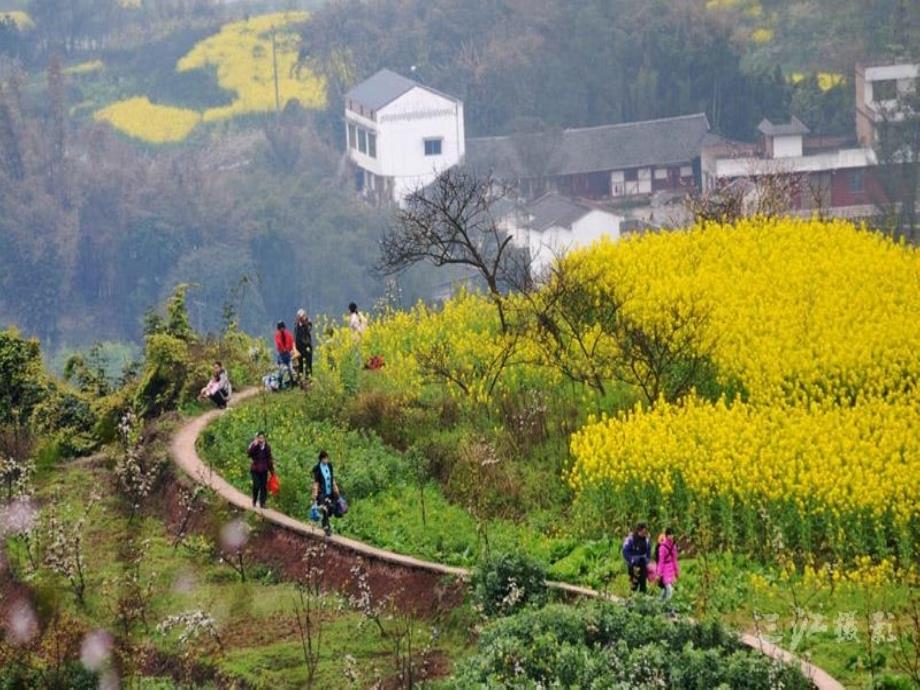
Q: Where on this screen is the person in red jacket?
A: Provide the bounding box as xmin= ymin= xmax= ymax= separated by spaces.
xmin=274 ymin=320 xmax=294 ymax=376
xmin=247 ymin=431 xmax=275 ymax=508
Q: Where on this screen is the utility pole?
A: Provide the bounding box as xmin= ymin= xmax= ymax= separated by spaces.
xmin=271 ymin=26 xmax=281 ymax=121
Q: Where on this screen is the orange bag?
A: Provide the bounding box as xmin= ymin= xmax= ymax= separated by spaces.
xmin=267 ymin=473 xmax=280 ymax=496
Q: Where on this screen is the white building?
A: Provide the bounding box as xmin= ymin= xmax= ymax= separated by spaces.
xmin=497 ymin=193 xmax=623 ymax=275
xmin=344 ymin=69 xmax=465 ymax=204
xmin=856 ymin=62 xmax=919 ymax=147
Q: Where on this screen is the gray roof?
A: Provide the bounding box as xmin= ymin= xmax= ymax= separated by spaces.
xmin=345 ymin=69 xmax=458 ymax=111
xmin=492 ymin=193 xmax=598 ymax=232
xmin=466 ymin=113 xmax=710 ymax=178
xmin=525 ymin=193 xmax=594 ymax=232
xmin=758 ymin=116 xmax=809 ymax=137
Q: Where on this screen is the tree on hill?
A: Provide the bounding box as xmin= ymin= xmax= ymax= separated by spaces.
xmin=379 ymin=169 xmax=527 ymax=333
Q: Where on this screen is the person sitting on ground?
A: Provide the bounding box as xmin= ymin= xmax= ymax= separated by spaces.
xmin=622 ymin=522 xmax=652 ymax=593
xmin=274 ymin=320 xmax=294 ymax=375
xmin=294 ymin=309 xmax=313 ymax=382
xmin=311 ymin=450 xmax=340 ymax=537
xmin=655 ymin=527 xmax=680 ymax=604
xmin=198 ymin=361 xmax=231 ymax=409
xmin=247 ymin=431 xmax=275 ymax=509
xmin=348 ymin=302 xmax=367 ymax=337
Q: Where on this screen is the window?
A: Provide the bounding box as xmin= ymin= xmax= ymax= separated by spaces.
xmin=358 ymin=129 xmax=367 ymax=154
xmin=347 ymin=123 xmax=357 ymax=149
xmin=368 ymin=132 xmax=377 ymax=158
xmin=424 ymin=138 xmax=442 ymax=156
xmin=654 ymin=169 xmax=668 ymax=180
xmin=849 ymin=170 xmax=865 ymax=193
xmin=680 ymin=165 xmax=693 ymax=177
xmin=873 ymin=80 xmax=898 ymax=102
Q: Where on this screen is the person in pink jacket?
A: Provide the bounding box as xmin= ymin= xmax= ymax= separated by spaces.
xmin=655 ymin=527 xmax=680 ymax=603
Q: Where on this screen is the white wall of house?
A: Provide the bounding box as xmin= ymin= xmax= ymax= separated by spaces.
xmin=772 ymin=134 xmax=803 ymax=158
xmin=705 ymin=147 xmax=877 ymax=181
xmin=521 ymin=209 xmax=622 ymax=274
xmin=348 ymin=87 xmax=465 ymax=204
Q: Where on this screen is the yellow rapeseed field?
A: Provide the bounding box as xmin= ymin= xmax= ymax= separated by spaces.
xmin=566 ymin=217 xmax=920 ymax=562
xmin=177 ymin=11 xmax=326 ymax=122
xmin=94 ymin=12 xmax=325 ymax=143
xmin=0 ymin=10 xmax=33 ymax=28
xmin=563 ymin=218 xmax=920 ymax=406
xmin=94 ymin=97 xmax=201 ymax=143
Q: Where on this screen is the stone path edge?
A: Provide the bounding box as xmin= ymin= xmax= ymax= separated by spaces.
xmin=168 ymin=387 xmax=844 ymax=690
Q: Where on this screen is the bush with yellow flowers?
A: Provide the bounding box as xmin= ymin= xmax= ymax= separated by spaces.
xmin=320 ymin=291 xmax=557 ymax=406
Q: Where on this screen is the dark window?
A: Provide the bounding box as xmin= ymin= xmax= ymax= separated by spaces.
xmin=347 ymin=123 xmax=356 ymax=149
xmin=424 ymin=138 xmax=442 ymax=156
xmin=368 ymin=132 xmax=377 ymax=158
xmin=849 ymin=170 xmax=864 ymax=193
xmin=358 ymin=128 xmax=367 ymax=154
xmin=873 ymin=80 xmax=898 ymax=101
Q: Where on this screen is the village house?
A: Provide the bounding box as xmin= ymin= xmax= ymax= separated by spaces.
xmin=344 ymin=69 xmax=465 ymax=204
xmin=494 ymin=193 xmax=623 ymax=275
xmin=344 ymin=70 xmax=711 ymax=205
xmin=702 ymin=62 xmax=918 ymax=218
xmin=465 ymin=114 xmax=711 ymax=200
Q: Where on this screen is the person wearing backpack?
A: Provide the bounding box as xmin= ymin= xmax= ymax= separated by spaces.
xmin=622 ymin=522 xmax=652 ymax=593
xmin=247 ymin=431 xmax=275 ymax=509
xmin=311 ymin=450 xmax=341 ymax=537
xmin=655 ymin=527 xmax=680 ymax=603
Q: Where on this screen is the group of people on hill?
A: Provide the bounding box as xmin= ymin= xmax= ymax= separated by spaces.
xmin=198 ymin=302 xmax=369 ymax=407
xmin=622 ymin=522 xmax=680 ymax=602
xmin=274 ymin=308 xmax=314 ymax=384
xmin=203 ymin=309 xmax=683 ymax=588
xmin=246 ymin=431 xmax=343 ymax=537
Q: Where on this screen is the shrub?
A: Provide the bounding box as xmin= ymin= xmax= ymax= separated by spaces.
xmin=452 ymin=601 xmax=812 ymax=688
xmin=134 ymin=333 xmax=189 ymax=417
xmin=471 ymin=552 xmax=548 ymax=617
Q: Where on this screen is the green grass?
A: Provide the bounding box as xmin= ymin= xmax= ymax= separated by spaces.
xmin=197 ymin=389 xmax=919 ymax=687
xmin=198 ymin=390 xmax=587 ymax=573
xmin=5 ymin=459 xmax=470 ymax=688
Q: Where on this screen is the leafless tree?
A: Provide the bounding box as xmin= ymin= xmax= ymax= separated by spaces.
xmin=687 ymin=165 xmax=808 ymax=224
xmin=874 ymin=90 xmax=920 ymax=242
xmin=379 ymin=168 xmax=527 ymax=332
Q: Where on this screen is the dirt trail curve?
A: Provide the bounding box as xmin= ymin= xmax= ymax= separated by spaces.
xmin=169 ymin=387 xmax=844 ymax=690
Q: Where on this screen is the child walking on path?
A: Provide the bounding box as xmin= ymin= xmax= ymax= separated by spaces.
xmin=655 ymin=527 xmax=680 ymax=602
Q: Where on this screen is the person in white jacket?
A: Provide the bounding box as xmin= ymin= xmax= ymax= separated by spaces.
xmin=198 ymin=361 xmax=232 ymax=408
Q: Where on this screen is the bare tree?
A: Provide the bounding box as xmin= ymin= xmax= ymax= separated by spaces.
xmin=687 ymin=164 xmax=807 ymax=224
xmin=379 ymin=168 xmax=526 ymax=332
xmin=874 ymin=90 xmax=920 ymax=242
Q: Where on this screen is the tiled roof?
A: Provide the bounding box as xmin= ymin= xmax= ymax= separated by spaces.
xmin=345 ymin=69 xmax=459 ymax=111
xmin=466 ymin=113 xmax=710 ymax=178
xmin=758 ymin=116 xmax=810 ymax=136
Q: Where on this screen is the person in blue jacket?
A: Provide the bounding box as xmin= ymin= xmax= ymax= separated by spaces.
xmin=622 ymin=522 xmax=651 ymax=593
xmin=311 ymin=450 xmax=340 ymax=537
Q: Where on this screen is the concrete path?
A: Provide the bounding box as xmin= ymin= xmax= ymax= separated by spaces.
xmin=169 ymin=387 xmax=844 ymax=690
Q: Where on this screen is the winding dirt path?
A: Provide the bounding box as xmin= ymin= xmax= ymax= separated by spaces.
xmin=169 ymin=387 xmax=844 ymax=690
